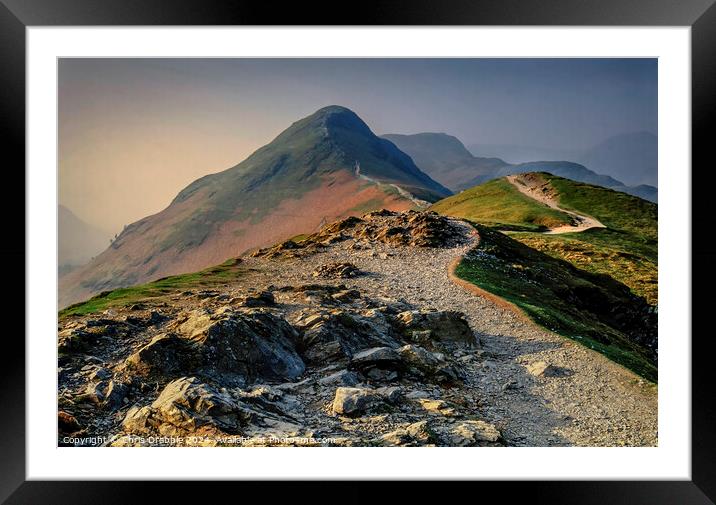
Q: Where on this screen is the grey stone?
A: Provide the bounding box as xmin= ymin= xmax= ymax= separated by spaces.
xmin=331 ymin=387 xmax=384 ymax=416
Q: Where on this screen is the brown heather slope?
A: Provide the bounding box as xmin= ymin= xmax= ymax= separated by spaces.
xmin=60 ymin=171 xmax=416 ymax=307
xmin=59 ymin=106 xmax=448 ymax=307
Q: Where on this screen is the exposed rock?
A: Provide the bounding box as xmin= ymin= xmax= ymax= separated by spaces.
xmin=318 ymin=370 xmax=360 ymax=387
xmin=398 ymin=344 xmax=461 ymax=383
xmin=394 ymin=310 xmax=477 ymax=347
xmin=331 ymin=387 xmax=385 ymax=416
xmin=525 ymin=361 xmax=566 ymax=378
xmin=251 ymin=211 xmax=466 ymax=260
xmin=300 ymin=311 xmax=398 ymax=364
xmin=58 ymin=410 xmax=81 ymax=434
xmin=122 ymin=377 xmax=248 ymax=436
xmin=312 ymin=262 xmax=362 ymax=279
xmin=178 ymin=309 xmax=305 ymax=385
xmin=57 ymin=208 xmax=657 ymax=448
xmin=379 ymin=420 xmax=437 ymax=446
xmin=445 ymin=420 xmax=502 ymax=446
xmin=348 ymin=346 xmax=404 ymax=381
xmin=125 ymin=333 xmax=198 ymax=376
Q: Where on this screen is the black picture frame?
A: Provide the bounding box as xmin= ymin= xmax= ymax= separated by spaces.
xmin=2 ymin=0 xmax=712 ymax=503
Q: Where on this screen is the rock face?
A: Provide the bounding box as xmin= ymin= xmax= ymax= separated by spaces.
xmin=298 ymin=309 xmax=399 ymax=364
xmin=123 ymin=377 xmax=248 ymax=437
xmin=56 ymin=211 xmax=506 ymax=447
xmin=332 ymin=387 xmax=385 ymax=416
xmin=178 ymin=308 xmax=305 ymax=385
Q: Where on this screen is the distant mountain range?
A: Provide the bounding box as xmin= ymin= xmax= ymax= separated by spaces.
xmin=384 ymin=133 xmax=657 ymax=202
xmin=59 ymin=106 xmax=450 ymax=307
xmin=576 ymin=132 xmax=657 ymax=187
xmin=468 ymin=131 xmax=657 ymax=187
xmin=381 ymin=133 xmax=509 ymax=191
xmin=58 ymin=205 xmax=111 ymax=277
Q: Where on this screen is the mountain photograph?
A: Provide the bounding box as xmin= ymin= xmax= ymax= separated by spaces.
xmin=57 ymin=58 xmax=658 ymax=449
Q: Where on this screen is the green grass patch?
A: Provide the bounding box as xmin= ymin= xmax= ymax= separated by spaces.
xmin=60 ymin=259 xmax=246 ymax=318
xmin=510 ymin=228 xmax=658 ymax=305
xmin=429 ymin=178 xmax=572 ymax=231
xmin=544 ymin=173 xmax=657 ymax=241
xmin=456 ymin=225 xmax=657 ymax=382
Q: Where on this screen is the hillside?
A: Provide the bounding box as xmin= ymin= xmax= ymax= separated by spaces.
xmin=390 ymin=133 xmax=657 ymax=202
xmin=59 ymin=106 xmax=450 ymax=307
xmin=58 ymin=205 xmax=111 ymax=276
xmin=495 ymin=161 xmax=656 ymax=203
xmin=456 ymin=225 xmax=657 ymax=381
xmin=430 ymin=178 xmax=573 ymax=232
xmin=432 ymin=172 xmax=658 ymax=305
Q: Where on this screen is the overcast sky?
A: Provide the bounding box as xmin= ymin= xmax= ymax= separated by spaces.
xmin=59 ymin=58 xmax=657 ymax=233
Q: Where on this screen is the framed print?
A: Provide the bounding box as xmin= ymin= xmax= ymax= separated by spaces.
xmin=3 ymin=0 xmax=714 ymax=502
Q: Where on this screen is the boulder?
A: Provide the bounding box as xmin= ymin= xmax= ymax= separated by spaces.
xmin=332 ymin=289 xmax=361 ymax=303
xmin=331 ymin=387 xmax=384 ymax=416
xmin=398 ymin=344 xmax=461 ymax=383
xmin=300 ymin=312 xmax=399 ymax=365
xmin=348 ymin=346 xmax=404 ymax=381
xmin=318 ymin=370 xmax=360 ymax=387
xmin=122 ymin=377 xmax=248 ymax=436
xmin=312 ymin=262 xmax=362 ymax=279
xmin=235 ymin=291 xmax=275 ymax=307
xmin=125 ymin=333 xmax=198 ymax=376
xmin=416 ymin=398 xmax=457 ymax=416
xmin=394 ymin=310 xmax=477 ymax=347
xmin=446 ymin=420 xmax=502 ymax=446
xmin=82 ymin=379 xmax=128 ymax=410
xmin=379 ymin=420 xmax=437 ymax=446
xmin=178 ymin=309 xmax=305 ymax=385
xmin=58 ymin=411 xmax=81 ymax=434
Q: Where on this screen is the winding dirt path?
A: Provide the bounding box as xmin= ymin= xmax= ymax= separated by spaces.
xmin=506 ymin=174 xmax=605 ymax=234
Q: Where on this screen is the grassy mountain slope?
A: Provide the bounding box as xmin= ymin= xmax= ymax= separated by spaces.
xmin=429 ymin=178 xmax=573 ymax=232
xmin=431 ymin=173 xmax=657 ymax=303
xmin=511 ymin=174 xmax=658 ymax=303
xmin=433 ymin=173 xmax=658 ymax=380
xmin=60 ymin=106 xmax=450 ymax=308
xmin=456 ymin=226 xmax=657 ymax=381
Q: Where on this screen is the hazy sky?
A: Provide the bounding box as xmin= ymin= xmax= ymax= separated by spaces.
xmin=59 ymin=58 xmax=657 ymax=233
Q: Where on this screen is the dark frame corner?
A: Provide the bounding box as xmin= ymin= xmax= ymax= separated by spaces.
xmin=3 ymin=0 xmax=714 ymax=503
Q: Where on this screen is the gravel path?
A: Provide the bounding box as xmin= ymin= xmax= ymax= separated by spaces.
xmin=246 ymin=219 xmax=657 ymax=446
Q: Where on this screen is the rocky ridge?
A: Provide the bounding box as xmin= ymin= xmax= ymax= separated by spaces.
xmin=58 ymin=210 xmax=657 ymax=447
